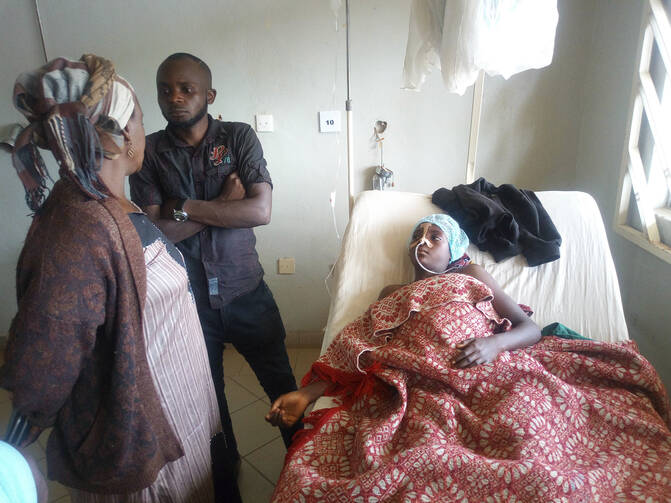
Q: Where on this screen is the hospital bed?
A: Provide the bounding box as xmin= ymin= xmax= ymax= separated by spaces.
xmin=270 ymin=190 xmax=671 ymax=503
xmin=314 ymin=190 xmax=628 ymax=411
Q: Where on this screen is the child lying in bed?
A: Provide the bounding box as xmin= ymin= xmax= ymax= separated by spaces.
xmin=266 ymin=214 xmax=671 ymax=502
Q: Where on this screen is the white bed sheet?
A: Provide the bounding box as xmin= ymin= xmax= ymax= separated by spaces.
xmin=321 ymin=190 xmax=629 ymax=356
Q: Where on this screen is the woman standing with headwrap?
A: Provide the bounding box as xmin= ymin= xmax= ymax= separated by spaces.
xmin=0 ymin=55 xmax=222 ymax=502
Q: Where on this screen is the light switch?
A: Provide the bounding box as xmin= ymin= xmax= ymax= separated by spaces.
xmin=278 ymin=257 xmax=295 ymax=274
xmin=319 ymin=111 xmax=341 ymax=133
xmin=255 ymin=114 xmax=274 ymax=132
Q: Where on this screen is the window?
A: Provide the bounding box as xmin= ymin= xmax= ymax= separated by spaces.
xmin=615 ymin=0 xmax=671 ymax=264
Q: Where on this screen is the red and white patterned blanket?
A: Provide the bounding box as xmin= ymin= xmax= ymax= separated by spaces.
xmin=272 ymin=274 xmax=671 ymax=502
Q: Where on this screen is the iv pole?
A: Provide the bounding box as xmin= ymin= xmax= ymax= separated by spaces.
xmin=345 ymin=0 xmax=354 ymax=215
xmin=345 ymin=3 xmax=485 ymax=205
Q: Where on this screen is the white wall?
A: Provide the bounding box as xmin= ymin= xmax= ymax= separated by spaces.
xmin=574 ymin=0 xmax=671 ymax=387
xmin=478 ymin=0 xmax=596 ymax=190
xmin=0 ymin=1 xmax=637 ymax=348
xmin=0 ymin=1 xmax=48 ymax=337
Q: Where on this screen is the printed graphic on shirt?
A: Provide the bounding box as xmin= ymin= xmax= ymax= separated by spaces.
xmin=209 ymin=145 xmax=231 ymax=166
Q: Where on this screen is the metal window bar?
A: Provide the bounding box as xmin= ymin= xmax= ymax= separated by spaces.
xmin=620 ymin=0 xmax=671 ymax=245
xmin=639 ymin=20 xmax=671 ymax=195
xmin=650 ymin=0 xmax=671 ymax=71
xmin=626 ymin=89 xmax=661 ymax=242
xmin=629 ymin=147 xmax=662 ymax=242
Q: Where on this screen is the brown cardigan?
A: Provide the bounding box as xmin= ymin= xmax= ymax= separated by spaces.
xmin=0 ymin=179 xmax=184 ymax=493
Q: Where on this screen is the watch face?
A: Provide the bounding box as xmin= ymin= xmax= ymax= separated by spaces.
xmin=173 ymin=209 xmax=188 ymax=222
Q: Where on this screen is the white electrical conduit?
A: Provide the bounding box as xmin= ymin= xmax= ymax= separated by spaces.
xmin=466 ymin=71 xmax=485 ymax=184
xmin=34 ymin=0 xmax=48 ymax=63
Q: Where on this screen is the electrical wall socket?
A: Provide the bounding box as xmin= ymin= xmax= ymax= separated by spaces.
xmin=255 ymin=114 xmax=274 ymax=132
xmin=278 ymin=257 xmax=295 ymax=274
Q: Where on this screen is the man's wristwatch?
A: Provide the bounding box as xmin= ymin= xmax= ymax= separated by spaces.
xmin=173 ymin=199 xmax=188 ymax=222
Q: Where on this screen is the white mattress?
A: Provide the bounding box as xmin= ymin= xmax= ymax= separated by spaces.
xmin=321 ymin=190 xmax=629 ymax=354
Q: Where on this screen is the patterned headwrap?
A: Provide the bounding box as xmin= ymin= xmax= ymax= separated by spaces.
xmin=10 ymin=54 xmax=136 ymax=211
xmin=409 ymin=213 xmax=470 ymax=264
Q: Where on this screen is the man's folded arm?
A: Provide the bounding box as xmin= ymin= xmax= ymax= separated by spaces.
xmin=160 ymin=182 xmax=272 ymax=230
xmin=143 ymin=205 xmax=206 ymax=243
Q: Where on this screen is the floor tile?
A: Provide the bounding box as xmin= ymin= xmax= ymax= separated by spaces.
xmin=22 ymin=437 xmax=46 ymax=462
xmin=238 ymin=459 xmax=276 ymax=502
xmin=38 ymin=458 xmax=70 ymax=502
xmin=47 ymin=479 xmax=70 ymax=502
xmin=292 ymin=347 xmax=321 ymax=382
xmin=230 ymin=373 xmax=266 ymax=400
xmin=235 ymin=355 xmax=260 ymax=377
xmin=0 ymin=398 xmax=12 ymax=433
xmin=230 ymin=399 xmax=281 ymax=456
xmin=38 ymin=428 xmax=52 ymax=450
xmin=223 ymin=346 xmax=318 ymax=400
xmin=224 ymin=377 xmax=259 ymax=413
xmin=0 ymin=386 xmax=10 ymax=404
xmin=245 ymin=436 xmax=288 ymax=485
xmin=222 ymin=345 xmax=246 ymax=377
xmin=286 ymin=348 xmax=298 ymax=369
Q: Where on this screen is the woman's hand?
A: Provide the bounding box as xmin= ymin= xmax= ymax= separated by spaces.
xmin=265 ymin=390 xmax=311 ymax=429
xmin=454 ymin=336 xmax=502 ymax=368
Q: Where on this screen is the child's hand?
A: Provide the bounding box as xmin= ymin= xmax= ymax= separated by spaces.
xmin=265 ymin=390 xmax=311 ymax=428
xmin=454 ymin=337 xmax=501 ymax=368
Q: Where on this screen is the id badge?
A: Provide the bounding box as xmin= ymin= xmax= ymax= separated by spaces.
xmin=208 ymin=277 xmax=219 ymax=296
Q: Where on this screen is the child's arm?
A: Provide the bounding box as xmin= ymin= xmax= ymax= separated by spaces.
xmin=378 ymin=283 xmax=404 ymax=300
xmin=454 ymin=264 xmax=541 ymax=368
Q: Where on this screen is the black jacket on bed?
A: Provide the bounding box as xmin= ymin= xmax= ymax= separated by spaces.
xmin=432 ymin=178 xmax=562 ymax=266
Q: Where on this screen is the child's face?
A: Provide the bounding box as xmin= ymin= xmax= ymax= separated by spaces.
xmin=409 ymin=223 xmax=452 ymax=273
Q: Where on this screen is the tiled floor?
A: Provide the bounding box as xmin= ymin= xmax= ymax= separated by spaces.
xmin=0 ymin=345 xmax=322 ymax=502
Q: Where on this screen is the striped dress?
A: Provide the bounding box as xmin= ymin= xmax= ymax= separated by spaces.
xmin=71 ymin=213 xmax=221 ymax=503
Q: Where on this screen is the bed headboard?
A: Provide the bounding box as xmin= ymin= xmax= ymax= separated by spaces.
xmin=322 ymin=190 xmax=629 ymax=352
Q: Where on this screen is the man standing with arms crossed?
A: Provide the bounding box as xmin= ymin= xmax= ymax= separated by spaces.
xmin=130 ymin=53 xmax=298 ymax=494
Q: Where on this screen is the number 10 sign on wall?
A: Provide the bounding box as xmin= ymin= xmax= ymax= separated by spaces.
xmin=319 ymin=111 xmax=342 ymax=132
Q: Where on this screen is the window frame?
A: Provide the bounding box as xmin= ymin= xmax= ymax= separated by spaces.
xmin=615 ymin=0 xmax=671 ymax=265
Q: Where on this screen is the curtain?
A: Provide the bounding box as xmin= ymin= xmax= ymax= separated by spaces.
xmin=402 ymin=0 xmax=559 ymax=94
